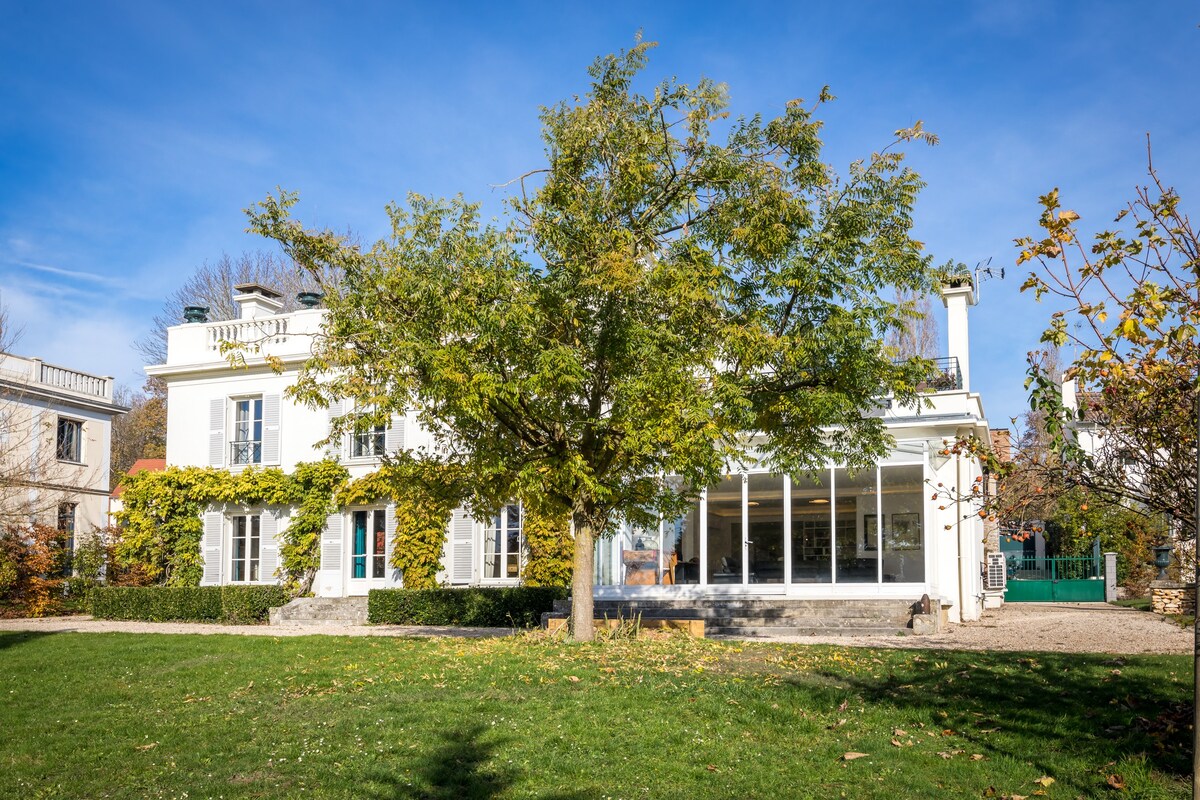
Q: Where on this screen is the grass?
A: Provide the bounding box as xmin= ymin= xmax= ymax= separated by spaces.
xmin=0 ymin=631 xmax=1191 ymax=799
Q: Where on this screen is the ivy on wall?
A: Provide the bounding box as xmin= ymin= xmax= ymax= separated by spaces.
xmin=116 ymin=458 xmax=576 ymax=593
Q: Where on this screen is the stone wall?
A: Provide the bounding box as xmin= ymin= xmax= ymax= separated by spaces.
xmin=1150 ymin=581 xmax=1196 ymax=616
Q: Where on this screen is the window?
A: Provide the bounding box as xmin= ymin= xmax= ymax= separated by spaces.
xmin=231 ymin=398 xmax=263 ymax=465
xmin=56 ymin=417 xmax=82 ymax=462
xmin=351 ymin=423 xmax=386 ymax=458
xmin=351 ymin=509 xmax=387 ymax=579
xmin=57 ymin=502 xmax=76 ymax=577
xmin=484 ymin=504 xmax=522 ymax=580
xmin=231 ymin=514 xmax=261 ymax=582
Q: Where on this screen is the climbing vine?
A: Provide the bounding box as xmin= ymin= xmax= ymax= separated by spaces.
xmin=116 ymin=456 xmax=573 ymax=593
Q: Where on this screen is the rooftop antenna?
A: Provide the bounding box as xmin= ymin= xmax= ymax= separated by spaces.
xmin=973 ymin=257 xmax=1004 ymax=301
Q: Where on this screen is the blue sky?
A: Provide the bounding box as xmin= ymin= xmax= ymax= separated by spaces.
xmin=1 ymin=2 xmax=1197 ymax=427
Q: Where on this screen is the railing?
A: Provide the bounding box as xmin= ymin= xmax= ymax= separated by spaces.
xmin=926 ymin=356 xmax=961 ymax=391
xmin=208 ymin=317 xmax=290 ymax=351
xmin=1006 ymin=555 xmax=1102 ymax=581
xmin=38 ymin=362 xmax=109 ymax=399
xmin=230 ymin=440 xmax=262 ymax=465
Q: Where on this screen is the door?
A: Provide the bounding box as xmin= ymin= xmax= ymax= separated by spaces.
xmin=347 ymin=508 xmax=388 ymax=595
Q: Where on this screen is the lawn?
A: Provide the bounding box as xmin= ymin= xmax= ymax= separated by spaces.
xmin=0 ymin=630 xmax=1190 ymax=799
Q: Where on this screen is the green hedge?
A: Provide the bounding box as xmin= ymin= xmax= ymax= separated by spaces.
xmin=368 ymin=586 xmax=568 ymax=628
xmin=91 ymin=585 xmax=288 ymax=623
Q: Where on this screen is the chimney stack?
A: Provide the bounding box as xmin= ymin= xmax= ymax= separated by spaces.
xmin=940 ymin=276 xmax=977 ymax=391
xmin=232 ymin=283 xmax=283 ymax=319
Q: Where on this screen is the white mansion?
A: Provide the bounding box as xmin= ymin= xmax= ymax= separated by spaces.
xmin=148 ymin=281 xmax=995 ymax=623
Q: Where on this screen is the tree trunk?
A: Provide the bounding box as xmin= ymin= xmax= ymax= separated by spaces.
xmin=570 ymin=512 xmax=596 ymax=641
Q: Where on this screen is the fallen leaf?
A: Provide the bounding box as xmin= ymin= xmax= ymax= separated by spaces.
xmin=970 ymin=754 xmax=984 ymax=761
xmin=567 ymin=675 xmax=581 ymax=683
xmin=890 ymin=739 xmax=902 ymax=747
xmin=842 ymin=752 xmax=869 ymax=761
xmin=838 ymin=700 xmax=849 ymax=711
xmin=893 ymin=728 xmax=908 ymax=736
xmin=1106 ymin=774 xmax=1126 ymax=790
xmin=135 ymin=742 xmax=158 ymax=751
xmin=827 ymin=718 xmax=848 ymax=729
xmin=1034 ymin=776 xmax=1055 ymax=787
xmin=942 ymin=729 xmax=955 ymax=736
xmin=705 ymin=764 xmax=719 ymax=772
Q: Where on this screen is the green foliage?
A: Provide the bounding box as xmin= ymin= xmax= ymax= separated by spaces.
xmin=0 ymin=525 xmax=69 ymax=616
xmin=219 ymin=585 xmax=289 ymax=623
xmin=279 ymin=460 xmax=348 ymax=593
xmin=367 ymin=586 xmax=567 ymax=627
xmin=115 ymin=462 xmax=345 ymax=591
xmin=91 ymin=586 xmax=224 ymax=622
xmin=522 ymin=508 xmax=572 ymax=587
xmin=90 ymin=585 xmax=285 ymax=623
xmin=248 ymin=41 xmax=941 ymax=638
xmin=1042 ymin=488 xmax=1162 ymax=593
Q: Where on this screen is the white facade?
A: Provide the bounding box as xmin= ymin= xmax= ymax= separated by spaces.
xmin=0 ymin=352 xmax=124 ymax=547
xmin=149 ymin=283 xmax=993 ymax=623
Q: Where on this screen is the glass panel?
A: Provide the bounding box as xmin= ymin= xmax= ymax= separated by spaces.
xmin=835 ymin=467 xmax=878 ymax=583
xmin=232 ymin=516 xmax=246 ymax=582
xmin=665 ymin=496 xmax=702 ymax=585
xmin=881 ymin=464 xmax=925 ymax=582
xmin=595 ymin=535 xmax=615 ymax=586
xmin=372 ymin=510 xmax=387 ymax=579
xmin=706 ymin=475 xmax=743 ymax=584
xmin=746 ymin=474 xmax=785 ymax=584
xmin=352 ymin=511 xmax=367 ymax=579
xmin=249 ymin=516 xmax=260 ymax=581
xmin=507 ymin=505 xmax=521 ymax=579
xmin=790 ymin=470 xmax=832 ymax=583
xmin=252 ymin=399 xmax=263 ymax=443
xmin=484 ymin=515 xmax=501 ymax=579
xmin=622 ymin=521 xmax=660 ymax=586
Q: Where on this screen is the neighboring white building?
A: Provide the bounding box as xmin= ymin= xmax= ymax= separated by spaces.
xmin=0 ymin=352 xmax=126 ymax=551
xmin=149 ymin=281 xmax=994 ymax=623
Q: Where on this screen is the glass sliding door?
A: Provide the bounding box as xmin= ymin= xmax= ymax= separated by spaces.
xmin=835 ymin=467 xmax=878 ymax=583
xmin=881 ymin=464 xmax=925 ymax=582
xmin=665 ymin=498 xmax=701 ymax=584
xmin=746 ymin=473 xmax=785 ymax=583
xmin=705 ymin=475 xmax=743 ymax=584
xmin=790 ymin=470 xmax=833 ymax=583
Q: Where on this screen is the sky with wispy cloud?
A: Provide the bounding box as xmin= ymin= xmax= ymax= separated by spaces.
xmin=0 ymin=2 xmax=1196 ymax=427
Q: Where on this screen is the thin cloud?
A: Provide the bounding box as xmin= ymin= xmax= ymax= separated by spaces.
xmin=7 ymin=259 xmax=124 ymax=287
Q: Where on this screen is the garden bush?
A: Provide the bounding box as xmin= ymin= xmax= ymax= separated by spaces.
xmin=368 ymin=586 xmax=567 ymax=627
xmin=91 ymin=585 xmax=288 ymax=623
xmin=220 ymin=585 xmax=289 ymax=623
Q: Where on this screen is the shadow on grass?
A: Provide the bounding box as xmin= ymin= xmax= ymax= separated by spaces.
xmin=0 ymin=631 xmax=56 ymax=651
xmin=795 ymin=650 xmax=1190 ymax=795
xmin=367 ymin=724 xmax=591 ymax=800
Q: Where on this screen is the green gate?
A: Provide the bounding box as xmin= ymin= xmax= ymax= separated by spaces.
xmin=1004 ymin=555 xmax=1106 ymax=602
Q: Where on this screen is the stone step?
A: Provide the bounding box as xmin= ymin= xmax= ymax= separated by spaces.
xmin=707 ymin=625 xmax=909 ymax=638
xmin=270 ymin=597 xmax=368 ymax=626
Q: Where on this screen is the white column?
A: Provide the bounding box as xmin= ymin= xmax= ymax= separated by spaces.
xmin=941 ymin=280 xmax=978 ymax=391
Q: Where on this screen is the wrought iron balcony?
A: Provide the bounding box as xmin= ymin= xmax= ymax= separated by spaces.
xmin=924 ymin=356 xmax=962 ymax=391
xmin=230 ymin=440 xmax=262 ymax=465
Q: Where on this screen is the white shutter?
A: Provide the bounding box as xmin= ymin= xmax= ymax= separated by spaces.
xmin=385 ymin=504 xmax=399 ymax=584
xmin=208 ymin=399 xmax=225 ymax=467
xmin=260 ymin=511 xmax=279 ymax=582
xmin=261 ymin=393 xmax=281 ymax=464
xmin=385 ymin=413 xmax=405 ymax=455
xmin=202 ymin=512 xmax=223 ymax=585
xmin=450 ymin=508 xmax=474 ymax=585
xmin=325 ymin=400 xmax=344 ymax=460
xmin=321 ymin=513 xmax=343 ymax=573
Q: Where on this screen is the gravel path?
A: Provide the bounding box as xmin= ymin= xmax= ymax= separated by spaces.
xmin=0 ymin=603 xmax=1192 ymax=654
xmin=761 ymin=602 xmax=1195 ymax=654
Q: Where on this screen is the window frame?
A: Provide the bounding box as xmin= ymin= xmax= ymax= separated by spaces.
xmin=349 ymin=508 xmax=387 ymax=581
xmin=230 ymin=396 xmax=264 ymax=466
xmin=55 ymin=417 xmax=84 ymax=463
xmin=230 ymin=514 xmax=262 ymax=583
xmin=57 ymin=502 xmax=77 ymax=577
xmin=483 ymin=503 xmax=523 ymax=582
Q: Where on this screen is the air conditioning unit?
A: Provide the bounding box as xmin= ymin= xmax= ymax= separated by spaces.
xmin=985 ymin=552 xmax=1007 ymax=590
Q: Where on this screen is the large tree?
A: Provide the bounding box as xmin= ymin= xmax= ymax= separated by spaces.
xmin=248 ymin=42 xmax=939 ymax=639
xmin=1018 ymin=156 xmax=1197 ymax=537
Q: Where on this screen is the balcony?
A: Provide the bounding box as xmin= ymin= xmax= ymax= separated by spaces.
xmin=924 ymin=356 xmax=962 ymax=391
xmin=155 ymin=308 xmax=326 ymax=370
xmin=230 ymin=440 xmax=262 ymax=466
xmin=0 ymin=353 xmax=113 ymax=402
